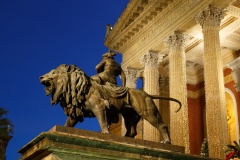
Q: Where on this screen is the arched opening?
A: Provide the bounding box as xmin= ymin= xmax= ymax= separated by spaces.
xmin=225 ymin=88 xmax=239 ymax=144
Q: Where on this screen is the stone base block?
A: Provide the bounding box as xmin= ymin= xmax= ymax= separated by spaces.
xmin=18 ymin=125 xmax=218 ymax=160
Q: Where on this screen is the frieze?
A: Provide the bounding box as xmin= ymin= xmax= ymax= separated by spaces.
xmin=220 ymin=18 xmax=240 ymax=37
xmin=137 ymin=0 xmax=203 ymax=49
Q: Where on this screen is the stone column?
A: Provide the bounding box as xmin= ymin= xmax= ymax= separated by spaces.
xmin=124 ymin=67 xmax=139 ymax=89
xmin=165 ymin=32 xmax=190 ymax=153
xmin=196 ymin=6 xmax=228 ymax=158
xmin=121 ymin=67 xmax=139 ymax=136
xmin=139 ymin=51 xmax=165 ymax=142
xmin=227 ymin=57 xmax=240 ymax=92
xmin=159 ymin=76 xmax=170 ymax=135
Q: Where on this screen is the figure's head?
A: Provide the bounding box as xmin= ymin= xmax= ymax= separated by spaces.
xmin=102 ymin=50 xmax=117 ymax=58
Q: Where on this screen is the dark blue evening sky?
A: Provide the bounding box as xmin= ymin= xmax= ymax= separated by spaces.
xmin=0 ymin=1 xmax=128 ymax=159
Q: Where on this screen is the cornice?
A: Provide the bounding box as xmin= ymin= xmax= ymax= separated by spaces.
xmin=105 ymin=0 xmax=145 ymax=42
xmin=120 ymin=0 xmax=215 ymax=56
xmin=104 ymin=0 xmax=175 ymax=51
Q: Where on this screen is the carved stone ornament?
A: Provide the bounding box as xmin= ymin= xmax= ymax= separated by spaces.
xmin=124 ymin=67 xmax=140 ymax=88
xmin=196 ymin=5 xmax=225 ymax=28
xmin=164 ymin=32 xmax=189 ymax=48
xmin=124 ymin=67 xmax=139 ymax=81
xmin=139 ymin=52 xmax=165 ymax=69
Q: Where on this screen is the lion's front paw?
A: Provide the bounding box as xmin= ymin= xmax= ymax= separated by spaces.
xmin=101 ymin=130 xmax=109 ymax=134
xmin=160 ymin=140 xmax=171 ymax=144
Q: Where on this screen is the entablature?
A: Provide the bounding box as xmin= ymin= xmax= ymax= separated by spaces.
xmin=105 ymin=0 xmax=240 ymax=85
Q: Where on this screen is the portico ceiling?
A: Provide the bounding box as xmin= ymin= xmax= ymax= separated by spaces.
xmin=104 ymin=0 xmax=240 ymax=84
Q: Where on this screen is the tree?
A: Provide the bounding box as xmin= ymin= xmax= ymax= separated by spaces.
xmin=0 ymin=107 xmax=13 ymax=160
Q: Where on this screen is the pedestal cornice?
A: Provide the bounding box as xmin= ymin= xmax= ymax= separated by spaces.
xmin=20 ymin=126 xmax=216 ymax=160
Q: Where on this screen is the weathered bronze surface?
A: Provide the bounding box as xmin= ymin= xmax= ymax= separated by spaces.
xmin=91 ymin=51 xmax=126 ymax=87
xmin=40 ymin=64 xmax=181 ymax=144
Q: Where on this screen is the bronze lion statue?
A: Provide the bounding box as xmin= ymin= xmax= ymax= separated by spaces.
xmin=40 ymin=64 xmax=181 ymax=144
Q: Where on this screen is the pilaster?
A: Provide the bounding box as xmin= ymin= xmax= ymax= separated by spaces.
xmin=139 ymin=51 xmax=164 ymax=142
xmin=196 ymin=5 xmax=228 ymax=159
xmin=165 ymin=32 xmax=190 ymax=153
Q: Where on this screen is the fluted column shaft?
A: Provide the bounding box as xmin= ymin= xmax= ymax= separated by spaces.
xmin=165 ymin=32 xmax=190 ymax=153
xmin=196 ymin=6 xmax=228 ymax=159
xmin=139 ymin=52 xmax=164 ymax=142
xmin=158 ymin=76 xmax=170 ymax=141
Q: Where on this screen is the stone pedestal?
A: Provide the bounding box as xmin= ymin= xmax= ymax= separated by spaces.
xmin=18 ymin=125 xmax=217 ymax=160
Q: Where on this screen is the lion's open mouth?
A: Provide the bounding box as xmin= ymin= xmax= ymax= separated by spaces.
xmin=40 ymin=80 xmax=50 ymax=86
xmin=40 ymin=80 xmax=53 ymax=96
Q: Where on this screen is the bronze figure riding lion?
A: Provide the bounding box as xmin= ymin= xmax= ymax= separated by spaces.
xmin=40 ymin=64 xmax=181 ymax=144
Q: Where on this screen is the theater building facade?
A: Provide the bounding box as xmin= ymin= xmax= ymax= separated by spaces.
xmin=104 ymin=0 xmax=240 ymax=159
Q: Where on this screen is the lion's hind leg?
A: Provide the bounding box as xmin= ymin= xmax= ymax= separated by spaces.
xmin=129 ymin=89 xmax=171 ymax=143
xmin=142 ymin=109 xmax=171 ymax=144
xmin=122 ymin=108 xmax=141 ymax=138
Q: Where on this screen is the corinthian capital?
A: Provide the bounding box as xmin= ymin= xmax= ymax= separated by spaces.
xmin=164 ymin=32 xmax=189 ymax=48
xmin=139 ymin=51 xmax=165 ymax=69
xmin=196 ymin=5 xmax=225 ymax=28
xmin=124 ymin=67 xmax=140 ymax=88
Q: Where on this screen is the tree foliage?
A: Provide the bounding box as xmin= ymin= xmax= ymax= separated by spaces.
xmin=0 ymin=108 xmax=13 ymax=136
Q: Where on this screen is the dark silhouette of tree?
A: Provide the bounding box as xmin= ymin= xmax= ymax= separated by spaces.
xmin=0 ymin=107 xmax=13 ymax=160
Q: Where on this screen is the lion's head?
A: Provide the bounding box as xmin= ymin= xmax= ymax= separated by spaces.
xmin=40 ymin=64 xmax=91 ymax=121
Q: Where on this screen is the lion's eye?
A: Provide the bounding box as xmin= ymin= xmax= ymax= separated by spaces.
xmin=50 ymin=70 xmax=56 ymax=75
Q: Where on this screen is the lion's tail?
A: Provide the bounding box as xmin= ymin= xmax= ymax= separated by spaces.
xmin=149 ymin=95 xmax=181 ymax=113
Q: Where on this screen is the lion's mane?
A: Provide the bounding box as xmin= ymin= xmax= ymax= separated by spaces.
xmin=52 ymin=64 xmax=91 ymax=122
